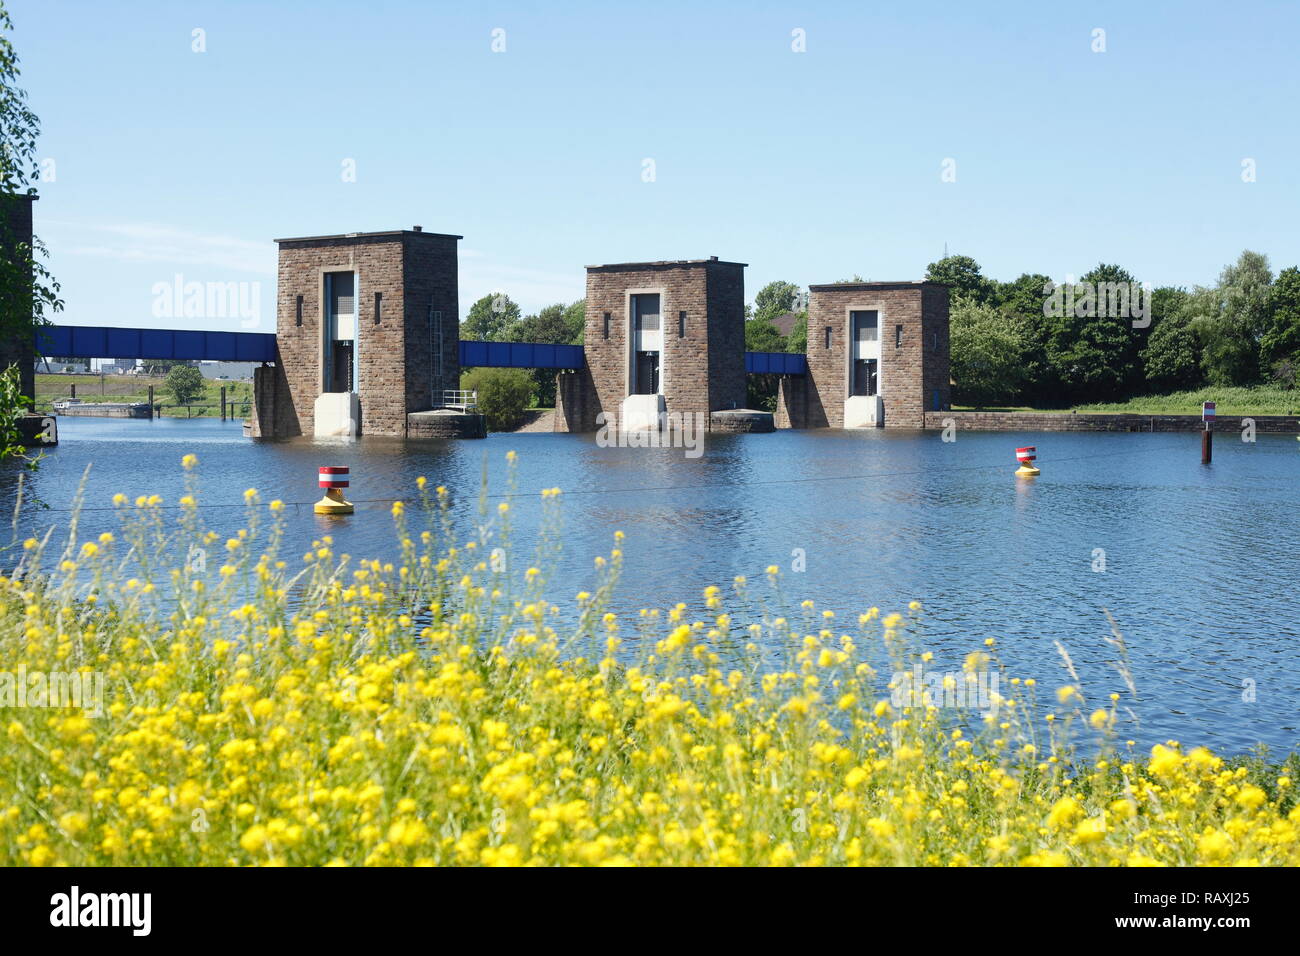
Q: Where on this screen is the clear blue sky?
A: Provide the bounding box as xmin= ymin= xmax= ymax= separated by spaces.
xmin=11 ymin=0 xmax=1300 ymax=333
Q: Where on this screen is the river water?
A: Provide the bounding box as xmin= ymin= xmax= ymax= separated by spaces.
xmin=4 ymin=416 xmax=1297 ymax=756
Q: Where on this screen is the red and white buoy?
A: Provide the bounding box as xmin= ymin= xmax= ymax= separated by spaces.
xmin=315 ymin=466 xmax=354 ymax=514
xmin=1015 ymin=446 xmax=1040 ymax=478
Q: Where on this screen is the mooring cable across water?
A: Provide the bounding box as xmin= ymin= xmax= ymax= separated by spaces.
xmin=14 ymin=437 xmax=1200 ymax=514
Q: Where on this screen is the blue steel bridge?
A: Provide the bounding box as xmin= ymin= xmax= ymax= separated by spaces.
xmin=35 ymin=325 xmax=808 ymax=375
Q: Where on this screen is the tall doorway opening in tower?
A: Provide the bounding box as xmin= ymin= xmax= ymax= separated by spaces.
xmin=844 ymin=309 xmax=883 ymax=427
xmin=630 ymin=293 xmax=661 ymax=395
xmin=314 ymin=270 xmax=360 ymax=437
xmin=325 ymin=271 xmax=356 ymax=393
xmin=850 ymin=310 xmax=878 ymax=397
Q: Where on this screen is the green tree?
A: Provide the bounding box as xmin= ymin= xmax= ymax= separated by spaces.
xmin=461 ymin=292 xmax=520 ymax=342
xmin=164 ymin=365 xmax=205 ymax=405
xmin=925 ymin=255 xmax=995 ymax=304
xmin=562 ymin=300 xmax=585 ymax=344
xmin=0 ymin=363 xmax=39 ymax=467
xmin=752 ymin=280 xmax=801 ymax=325
xmin=1192 ymin=250 xmax=1272 ymax=387
xmin=992 ymin=272 xmax=1052 ymax=318
xmin=786 ymin=313 xmax=807 ymax=353
xmin=744 ymin=317 xmax=787 ymax=353
xmin=1260 ymin=266 xmax=1300 ymax=372
xmin=989 ymin=273 xmax=1054 ymax=402
xmin=462 ymin=367 xmax=533 ymax=431
xmin=948 ymin=296 xmax=1026 ymax=407
xmin=500 ymin=302 xmax=583 ymax=408
xmin=504 ymin=303 xmax=570 ymax=344
xmin=1 ymin=2 xmax=62 ymax=459
xmin=743 ymin=317 xmax=789 ymax=410
xmin=1041 ymin=263 xmax=1142 ymax=402
xmin=1140 ymin=288 xmax=1201 ymax=392
xmin=145 ymin=359 xmax=192 ymax=373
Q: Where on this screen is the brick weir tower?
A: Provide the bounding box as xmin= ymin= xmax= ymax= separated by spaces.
xmin=779 ymin=281 xmax=951 ymax=429
xmin=232 ymin=227 xmax=951 ymax=438
xmin=251 ymin=227 xmax=479 ymax=440
xmin=555 ymin=257 xmax=756 ymax=434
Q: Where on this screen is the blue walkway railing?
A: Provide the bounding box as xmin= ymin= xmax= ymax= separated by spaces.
xmin=744 ymin=351 xmax=807 ymax=375
xmin=37 ymin=325 xmax=277 ymax=363
xmin=37 ymin=326 xmax=809 ymax=375
xmin=459 ymin=340 xmax=584 ymax=369
xmin=460 ymin=343 xmax=807 ymax=374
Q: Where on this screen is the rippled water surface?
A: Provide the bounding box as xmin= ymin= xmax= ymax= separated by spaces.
xmin=6 ymin=416 xmax=1299 ymax=755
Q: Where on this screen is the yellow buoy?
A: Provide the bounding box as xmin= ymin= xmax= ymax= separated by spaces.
xmin=314 ymin=466 xmax=354 ymax=515
xmin=1015 ymin=446 xmax=1040 ymax=478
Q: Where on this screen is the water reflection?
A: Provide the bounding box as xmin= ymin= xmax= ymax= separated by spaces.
xmin=3 ymin=416 xmax=1297 ymax=755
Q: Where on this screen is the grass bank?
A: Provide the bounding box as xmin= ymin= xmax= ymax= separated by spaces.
xmin=1 ymin=454 xmax=1296 ymax=866
xmin=1071 ymin=386 xmax=1300 ymax=416
xmin=956 ymin=386 xmax=1300 ymax=417
xmin=34 ymin=373 xmax=254 ymax=418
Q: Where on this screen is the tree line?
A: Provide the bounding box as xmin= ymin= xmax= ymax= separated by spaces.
xmin=742 ymin=252 xmax=1300 ymax=408
xmin=929 ymin=252 xmax=1300 ymax=407
xmin=462 ymin=248 xmax=1300 ymax=416
xmin=458 ymin=293 xmax=585 ymax=423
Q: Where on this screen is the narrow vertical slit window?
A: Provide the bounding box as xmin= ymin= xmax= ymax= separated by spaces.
xmin=603 ymin=312 xmax=611 ymax=339
xmin=678 ymin=311 xmax=686 ymax=337
xmin=374 ymin=292 xmax=382 ymax=324
xmin=295 ymin=295 xmax=303 ymax=327
xmin=824 ymin=327 xmax=832 ymax=349
xmin=895 ymin=325 xmax=903 ymax=349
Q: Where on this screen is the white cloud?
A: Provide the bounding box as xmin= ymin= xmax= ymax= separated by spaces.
xmin=459 ymin=249 xmax=583 ymax=316
xmin=44 ymin=220 xmax=275 ymax=276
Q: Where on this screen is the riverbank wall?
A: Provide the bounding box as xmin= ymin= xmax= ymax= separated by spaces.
xmin=923 ymin=411 xmax=1300 ymax=434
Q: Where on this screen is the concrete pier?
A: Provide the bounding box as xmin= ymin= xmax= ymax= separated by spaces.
xmin=407 ymin=409 xmax=487 ymax=439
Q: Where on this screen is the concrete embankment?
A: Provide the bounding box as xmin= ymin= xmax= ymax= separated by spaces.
xmin=53 ymin=402 xmax=151 ymax=419
xmin=923 ymin=411 xmax=1300 ymax=434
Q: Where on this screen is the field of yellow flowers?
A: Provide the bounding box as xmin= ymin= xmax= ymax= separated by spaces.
xmin=1 ymin=453 xmax=1296 ymax=866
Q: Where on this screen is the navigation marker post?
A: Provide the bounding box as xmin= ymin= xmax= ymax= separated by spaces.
xmin=1202 ymin=402 xmax=1215 ymax=464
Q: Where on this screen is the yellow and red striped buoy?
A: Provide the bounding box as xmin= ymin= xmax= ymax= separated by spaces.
xmin=314 ymin=466 xmax=354 ymax=515
xmin=1015 ymin=446 xmax=1040 ymax=478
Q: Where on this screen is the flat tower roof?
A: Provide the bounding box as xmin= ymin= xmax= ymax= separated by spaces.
xmin=586 ymin=257 xmax=748 ymax=269
xmin=275 ymin=228 xmax=462 ymax=243
xmin=808 ymin=280 xmax=946 ymax=291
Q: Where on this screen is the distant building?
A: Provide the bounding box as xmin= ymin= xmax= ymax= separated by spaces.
xmin=35 ymin=359 xmax=89 ymax=374
xmin=769 ymin=311 xmax=800 ymax=338
xmin=197 ymin=361 xmax=257 ymax=381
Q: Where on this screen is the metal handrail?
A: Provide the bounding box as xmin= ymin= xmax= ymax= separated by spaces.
xmin=442 ymin=389 xmax=478 ymax=411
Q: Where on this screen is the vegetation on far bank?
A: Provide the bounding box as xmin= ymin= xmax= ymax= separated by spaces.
xmin=34 ymin=371 xmax=254 ymax=417
xmin=1070 ymin=386 xmax=1300 ymax=416
xmin=937 ymin=251 xmax=1300 ymax=410
xmin=460 ymin=367 xmax=533 ymax=432
xmin=953 ymin=386 xmax=1300 ymax=417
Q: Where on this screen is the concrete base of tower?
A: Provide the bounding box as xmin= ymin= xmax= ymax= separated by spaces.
xmin=406 ymin=409 xmax=487 ymax=439
xmin=844 ymin=395 xmax=884 ymax=428
xmin=709 ymin=409 xmax=775 ymax=433
xmin=620 ymin=394 xmax=665 ymax=431
xmin=314 ymin=392 xmax=360 ymax=437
